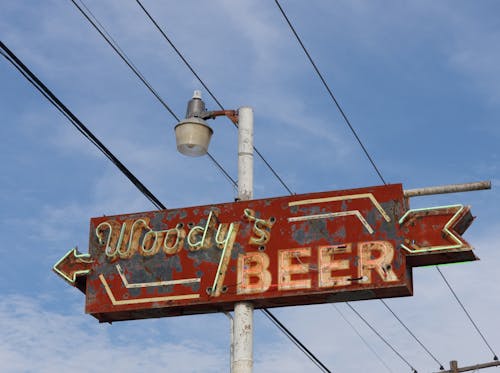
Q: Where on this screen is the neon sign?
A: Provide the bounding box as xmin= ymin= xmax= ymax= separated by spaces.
xmin=53 ymin=184 xmax=476 ymax=322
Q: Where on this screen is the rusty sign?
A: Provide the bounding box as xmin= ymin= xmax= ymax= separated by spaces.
xmin=53 ymin=184 xmax=476 ymax=322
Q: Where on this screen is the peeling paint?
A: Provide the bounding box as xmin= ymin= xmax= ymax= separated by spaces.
xmin=52 ymin=183 xmax=476 ymax=322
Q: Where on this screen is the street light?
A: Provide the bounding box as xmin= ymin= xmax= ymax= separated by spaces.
xmin=175 ymin=90 xmax=244 ymax=157
xmin=174 ymin=116 xmax=213 ymax=157
xmin=174 ymin=90 xmax=213 ymax=156
xmin=175 ymin=90 xmax=254 ymax=373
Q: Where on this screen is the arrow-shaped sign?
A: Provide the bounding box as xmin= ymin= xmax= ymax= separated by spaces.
xmin=53 ymin=247 xmax=93 ymax=291
xmin=52 ymin=184 xmax=480 ymax=322
xmin=399 ymin=204 xmax=477 ymax=267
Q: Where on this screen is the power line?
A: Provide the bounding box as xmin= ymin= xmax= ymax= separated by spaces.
xmin=379 ymin=299 xmax=444 ymax=370
xmin=68 ymin=4 xmax=332 ymax=370
xmin=273 ymin=0 xmax=386 ymax=185
xmin=131 ymin=5 xmax=434 ymax=370
xmin=70 ymin=0 xmax=237 ymax=189
xmin=137 ymin=2 xmax=437 ymax=367
xmin=346 ymin=302 xmax=417 ymax=372
xmin=134 ymin=0 xmax=294 ymax=195
xmin=0 ymin=40 xmax=166 ymax=211
xmin=18 ymin=0 xmax=495 ymax=369
xmin=206 ymin=152 xmax=237 ymax=191
xmin=272 ymin=2 xmax=439 ymax=368
xmin=71 ymin=0 xmax=177 ymax=120
xmin=60 ymin=1 xmax=327 ymax=368
xmin=5 ymin=5 xmax=494 ymax=373
xmin=333 ymin=304 xmax=394 ymax=373
xmin=436 ymin=266 xmax=498 ymax=360
xmin=132 ymin=1 xmax=337 ymax=366
xmin=134 ymin=0 xmax=224 ymax=113
xmin=261 ymin=309 xmax=332 ymax=373
xmin=273 ymin=0 xmax=499 ymax=365
xmin=2 ymin=38 xmax=327 ymax=372
xmin=0 ymin=49 xmax=83 ymax=135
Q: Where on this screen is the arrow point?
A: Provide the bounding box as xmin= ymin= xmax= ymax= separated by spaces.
xmin=53 ymin=247 xmax=93 ymax=291
xmin=453 ymin=207 xmax=474 ymax=235
xmin=402 ymin=205 xmax=477 ymax=267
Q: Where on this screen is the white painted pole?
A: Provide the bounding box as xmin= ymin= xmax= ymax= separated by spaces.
xmin=224 ymin=312 xmax=234 ymax=373
xmin=233 ymin=106 xmax=254 ymax=373
xmin=237 ymin=107 xmax=254 ymax=201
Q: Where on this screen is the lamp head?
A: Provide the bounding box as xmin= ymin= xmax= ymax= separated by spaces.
xmin=175 ymin=116 xmax=213 ymax=157
xmin=174 ymin=91 xmax=213 ymax=157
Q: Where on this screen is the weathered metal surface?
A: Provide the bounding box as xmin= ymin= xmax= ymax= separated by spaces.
xmin=403 ymin=180 xmax=491 ymax=198
xmin=53 ymin=248 xmax=93 ymax=293
xmin=53 ymin=183 xmax=477 ymax=322
xmin=400 ymin=204 xmax=476 ymax=267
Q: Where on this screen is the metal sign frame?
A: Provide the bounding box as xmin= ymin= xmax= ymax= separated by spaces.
xmin=53 ymin=183 xmax=476 ymax=322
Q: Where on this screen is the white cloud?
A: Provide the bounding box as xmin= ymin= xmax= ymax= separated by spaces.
xmin=0 ymin=296 xmax=227 ymax=373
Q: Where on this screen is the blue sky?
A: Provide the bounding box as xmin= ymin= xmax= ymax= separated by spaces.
xmin=1 ymin=1 xmax=500 ymax=372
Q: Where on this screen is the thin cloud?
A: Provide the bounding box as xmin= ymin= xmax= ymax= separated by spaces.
xmin=0 ymin=295 xmax=227 ymax=373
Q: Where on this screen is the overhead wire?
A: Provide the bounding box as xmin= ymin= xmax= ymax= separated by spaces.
xmin=131 ymin=2 xmax=436 ymax=370
xmin=333 ymin=304 xmax=394 ymax=373
xmin=273 ymin=0 xmax=386 ymax=185
xmin=127 ymin=2 xmax=339 ymax=369
xmin=67 ymin=2 xmax=331 ymax=370
xmin=18 ymin=0 xmax=495 ymax=369
xmin=134 ymin=0 xmax=294 ymax=195
xmin=0 ymin=41 xmax=166 ymax=211
xmin=206 ymin=152 xmax=238 ymax=190
xmin=130 ymin=0 xmax=491 ymax=369
xmin=72 ymin=0 xmax=176 ymax=119
xmin=271 ymin=1 xmax=444 ymax=367
xmin=346 ymin=303 xmax=417 ymax=372
xmin=0 ymin=49 xmax=80 ymax=134
xmin=137 ymin=0 xmax=498 ymax=367
xmin=379 ymin=299 xmax=445 ymax=370
xmin=273 ymin=0 xmax=499 ymax=366
xmin=436 ymin=266 xmax=498 ymax=360
xmin=261 ymin=309 xmax=332 ymax=373
xmin=1 ymin=38 xmax=333 ymax=372
xmin=70 ymin=0 xmax=238 ymax=190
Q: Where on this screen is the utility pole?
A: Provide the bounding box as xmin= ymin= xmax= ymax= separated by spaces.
xmin=233 ymin=106 xmax=254 ymax=373
xmin=174 ymin=92 xmax=255 ymax=372
xmin=437 ymin=359 xmax=500 ymax=373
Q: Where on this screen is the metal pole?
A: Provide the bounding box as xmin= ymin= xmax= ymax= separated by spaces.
xmin=233 ymin=106 xmax=254 ymax=373
xmin=237 ymin=106 xmax=254 ymax=201
xmin=224 ymin=312 xmax=234 ymax=373
xmin=403 ymin=181 xmax=491 ymax=198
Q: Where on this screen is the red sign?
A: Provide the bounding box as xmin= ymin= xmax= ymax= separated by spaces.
xmin=53 ymin=184 xmax=476 ymax=322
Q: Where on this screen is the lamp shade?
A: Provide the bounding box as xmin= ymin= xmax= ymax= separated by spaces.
xmin=174 ymin=117 xmax=213 ymax=157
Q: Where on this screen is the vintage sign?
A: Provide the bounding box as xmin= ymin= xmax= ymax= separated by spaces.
xmin=53 ymin=184 xmax=476 ymax=322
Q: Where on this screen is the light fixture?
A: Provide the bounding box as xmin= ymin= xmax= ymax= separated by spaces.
xmin=174 ymin=90 xmax=213 ymax=157
xmin=175 ymin=90 xmax=240 ymax=157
